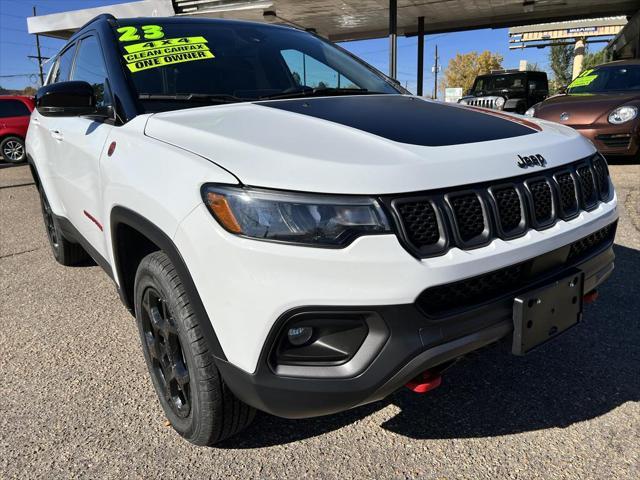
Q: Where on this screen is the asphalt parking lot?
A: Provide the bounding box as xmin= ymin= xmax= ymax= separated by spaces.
xmin=0 ymin=162 xmax=638 ymax=479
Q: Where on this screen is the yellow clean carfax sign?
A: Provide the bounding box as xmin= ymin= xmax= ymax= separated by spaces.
xmin=123 ymin=37 xmax=215 ymax=73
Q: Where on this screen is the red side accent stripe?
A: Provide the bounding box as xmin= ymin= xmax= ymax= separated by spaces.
xmin=83 ymin=210 xmax=103 ymax=231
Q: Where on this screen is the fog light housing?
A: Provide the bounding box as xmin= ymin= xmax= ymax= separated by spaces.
xmin=287 ymin=326 xmax=313 ymax=346
xmin=272 ymin=312 xmax=370 ymax=367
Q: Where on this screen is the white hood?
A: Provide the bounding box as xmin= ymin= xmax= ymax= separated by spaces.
xmin=144 ymin=95 xmax=594 ymax=195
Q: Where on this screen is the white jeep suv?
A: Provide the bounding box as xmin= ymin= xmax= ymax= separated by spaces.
xmin=27 ymin=15 xmax=618 ymax=445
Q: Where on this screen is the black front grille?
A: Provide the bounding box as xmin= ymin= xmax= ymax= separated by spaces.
xmin=555 ymin=172 xmax=578 ymax=217
xmin=419 ymin=263 xmax=526 ymax=316
xmin=389 ymin=154 xmax=612 ymax=258
xmin=577 ymin=166 xmax=598 ymax=209
xmin=592 ymin=156 xmax=610 ymax=199
xmin=528 ymin=179 xmax=553 ymax=224
xmin=417 ymin=222 xmax=617 ymax=316
xmin=596 ymin=134 xmax=632 ymax=149
xmin=568 ymin=222 xmax=616 ymax=261
xmin=396 ymin=201 xmax=440 ymax=247
xmin=449 ymin=194 xmax=485 ymax=241
xmin=493 ymin=186 xmax=522 ymax=233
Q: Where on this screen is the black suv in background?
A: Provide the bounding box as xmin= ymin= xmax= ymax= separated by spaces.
xmin=458 ymin=70 xmax=548 ymax=114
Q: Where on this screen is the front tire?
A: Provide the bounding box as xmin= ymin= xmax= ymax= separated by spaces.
xmin=1 ymin=136 xmax=26 ymax=163
xmin=134 ymin=251 xmax=255 ymax=445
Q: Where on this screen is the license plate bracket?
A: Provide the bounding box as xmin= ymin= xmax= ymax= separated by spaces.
xmin=512 ymin=270 xmax=584 ymax=355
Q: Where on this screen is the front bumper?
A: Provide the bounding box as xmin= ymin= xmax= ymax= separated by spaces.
xmin=569 ymin=123 xmax=639 ymax=156
xmin=176 ymin=189 xmax=618 ymax=375
xmin=217 ymin=228 xmax=616 ymax=418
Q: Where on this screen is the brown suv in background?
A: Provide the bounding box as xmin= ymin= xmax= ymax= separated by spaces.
xmin=526 ymin=60 xmax=640 ymax=159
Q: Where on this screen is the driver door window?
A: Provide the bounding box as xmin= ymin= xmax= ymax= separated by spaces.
xmin=281 ymin=49 xmax=357 ymax=89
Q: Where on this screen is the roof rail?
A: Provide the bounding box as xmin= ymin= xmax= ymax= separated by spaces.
xmin=74 ymin=13 xmax=117 ymax=36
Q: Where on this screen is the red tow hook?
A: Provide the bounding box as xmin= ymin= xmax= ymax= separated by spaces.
xmin=583 ymin=290 xmax=599 ymax=304
xmin=405 ymin=370 xmax=442 ymax=394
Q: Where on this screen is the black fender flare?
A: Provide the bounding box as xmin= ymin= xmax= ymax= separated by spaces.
xmin=110 ymin=206 xmax=228 ymax=361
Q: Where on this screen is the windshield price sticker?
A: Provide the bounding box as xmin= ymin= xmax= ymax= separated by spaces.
xmin=122 ymin=36 xmax=215 ymax=73
xmin=123 ymin=36 xmax=208 ymax=53
xmin=568 ymin=69 xmax=598 ymax=88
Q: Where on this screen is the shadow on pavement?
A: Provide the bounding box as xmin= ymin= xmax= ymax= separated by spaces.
xmin=220 ymin=243 xmax=640 ymax=448
xmin=605 ymin=154 xmax=639 ymax=166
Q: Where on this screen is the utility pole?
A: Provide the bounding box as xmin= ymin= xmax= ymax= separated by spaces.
xmin=33 ymin=6 xmax=45 ymax=86
xmin=417 ymin=16 xmax=424 ymax=96
xmin=432 ymin=44 xmax=439 ymax=100
xmin=388 ymin=0 xmax=397 ymax=79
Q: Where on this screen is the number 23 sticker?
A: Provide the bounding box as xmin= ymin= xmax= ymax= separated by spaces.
xmin=117 ymin=25 xmax=165 ymax=42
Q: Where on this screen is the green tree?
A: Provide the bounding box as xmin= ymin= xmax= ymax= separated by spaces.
xmin=440 ymin=51 xmax=503 ymax=95
xmin=582 ymin=47 xmax=609 ymax=70
xmin=548 ymin=44 xmax=573 ymax=93
xmin=22 ymin=86 xmax=37 ymax=96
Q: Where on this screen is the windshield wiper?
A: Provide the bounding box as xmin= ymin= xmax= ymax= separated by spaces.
xmin=259 ymin=87 xmax=384 ymax=101
xmin=138 ymin=93 xmax=249 ymax=104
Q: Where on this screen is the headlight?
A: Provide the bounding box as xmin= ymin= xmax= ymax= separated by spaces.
xmin=202 ymin=185 xmax=391 ymax=247
xmin=494 ymin=97 xmax=505 ymax=109
xmin=608 ymin=105 xmax=637 ymax=124
xmin=524 ymin=106 xmax=536 ymax=117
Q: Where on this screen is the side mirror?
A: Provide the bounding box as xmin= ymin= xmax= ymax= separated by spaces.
xmin=36 ymin=81 xmax=97 ymax=117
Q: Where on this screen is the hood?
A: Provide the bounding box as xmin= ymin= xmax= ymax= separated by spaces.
xmin=534 ymin=92 xmax=640 ymax=126
xmin=144 ymin=95 xmax=594 ymax=194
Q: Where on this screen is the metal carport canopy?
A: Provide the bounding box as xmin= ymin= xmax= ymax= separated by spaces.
xmin=27 ymin=0 xmax=640 ymax=41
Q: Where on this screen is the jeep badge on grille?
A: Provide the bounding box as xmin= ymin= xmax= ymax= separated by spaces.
xmin=517 ymin=154 xmax=547 ymax=169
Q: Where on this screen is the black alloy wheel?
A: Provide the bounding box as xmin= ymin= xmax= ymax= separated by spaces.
xmin=134 ymin=251 xmax=255 ymax=445
xmin=40 ymin=190 xmax=59 ymax=250
xmin=140 ymin=286 xmax=191 ymax=418
xmin=37 ymin=186 xmax=89 ymax=265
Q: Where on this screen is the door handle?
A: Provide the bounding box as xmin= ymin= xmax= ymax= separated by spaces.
xmin=49 ymin=129 xmax=63 ymax=141
xmin=31 ymin=118 xmax=40 ymax=126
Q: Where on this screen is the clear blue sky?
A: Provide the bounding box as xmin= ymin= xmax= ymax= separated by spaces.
xmin=0 ymin=0 xmax=605 ymax=94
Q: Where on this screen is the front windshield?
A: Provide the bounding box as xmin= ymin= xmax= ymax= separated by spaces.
xmin=568 ymin=65 xmax=640 ymax=94
xmin=114 ymin=20 xmax=400 ymax=110
xmin=472 ymin=74 xmax=527 ymax=93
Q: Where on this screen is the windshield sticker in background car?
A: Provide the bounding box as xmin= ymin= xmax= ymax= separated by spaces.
xmin=568 ymin=69 xmax=597 ymax=88
xmin=121 ymin=36 xmax=215 ymax=73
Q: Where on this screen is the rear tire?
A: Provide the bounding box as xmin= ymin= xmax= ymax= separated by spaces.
xmin=1 ymin=136 xmax=26 ymax=163
xmin=38 ymin=187 xmax=89 ymax=266
xmin=134 ymin=251 xmax=255 ymax=445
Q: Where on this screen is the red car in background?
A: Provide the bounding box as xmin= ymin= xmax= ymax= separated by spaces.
xmin=0 ymin=95 xmax=34 ymax=163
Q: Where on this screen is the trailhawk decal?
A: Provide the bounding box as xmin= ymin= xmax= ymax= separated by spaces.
xmin=121 ymin=36 xmax=215 ymax=73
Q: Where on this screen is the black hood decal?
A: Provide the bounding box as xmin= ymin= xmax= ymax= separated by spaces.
xmin=257 ymin=95 xmax=536 ymax=147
